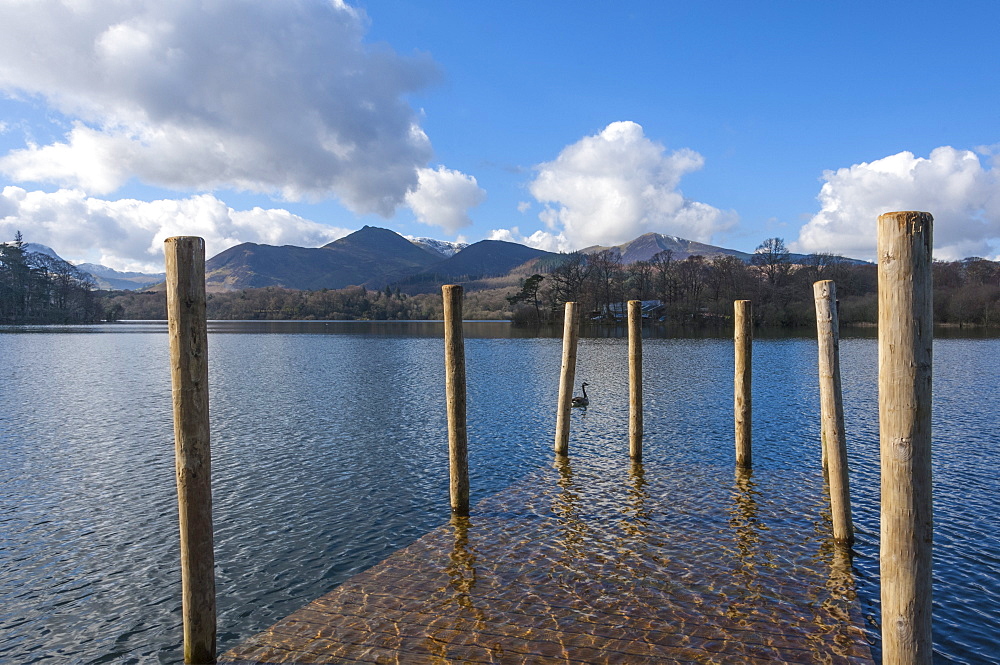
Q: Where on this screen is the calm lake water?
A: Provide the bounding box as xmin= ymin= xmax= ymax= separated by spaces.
xmin=0 ymin=321 xmax=997 ymax=664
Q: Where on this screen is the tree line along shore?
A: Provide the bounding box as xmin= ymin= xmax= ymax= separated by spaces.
xmin=4 ymin=235 xmax=1000 ymax=327
xmin=100 ymin=239 xmax=1000 ymax=328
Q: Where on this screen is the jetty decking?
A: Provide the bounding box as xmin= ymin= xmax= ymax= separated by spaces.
xmin=220 ymin=459 xmax=875 ymax=664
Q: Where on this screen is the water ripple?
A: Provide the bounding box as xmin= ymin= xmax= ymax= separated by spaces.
xmin=0 ymin=328 xmax=997 ymax=663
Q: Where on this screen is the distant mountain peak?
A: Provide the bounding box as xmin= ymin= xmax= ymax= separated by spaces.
xmin=208 ymin=226 xmax=442 ymax=291
xmin=581 ymin=233 xmax=751 ymax=263
xmin=323 ymin=225 xmax=423 ymax=251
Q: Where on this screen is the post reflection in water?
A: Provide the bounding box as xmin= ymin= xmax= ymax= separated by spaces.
xmin=445 ymin=515 xmax=485 ymax=620
xmin=551 ymin=455 xmax=587 ymax=561
xmin=812 ymin=479 xmax=861 ymax=617
xmin=810 ymin=473 xmax=873 ymax=639
xmin=726 ymin=466 xmax=767 ymax=622
xmin=823 ymin=541 xmax=858 ymax=622
xmin=627 ymin=461 xmax=651 ymax=527
xmin=618 ymin=461 xmax=654 ymax=550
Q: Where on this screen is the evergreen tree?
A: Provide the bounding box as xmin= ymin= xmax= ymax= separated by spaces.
xmin=1 ymin=232 xmax=101 ymax=323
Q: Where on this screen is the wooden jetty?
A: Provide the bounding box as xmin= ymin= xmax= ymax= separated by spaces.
xmin=220 ymin=459 xmax=874 ymax=664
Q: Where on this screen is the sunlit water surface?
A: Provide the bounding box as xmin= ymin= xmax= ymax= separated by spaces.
xmin=0 ymin=321 xmax=997 ymax=664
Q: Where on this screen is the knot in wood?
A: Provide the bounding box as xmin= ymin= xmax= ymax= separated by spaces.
xmin=894 ymin=615 xmax=914 ymax=641
xmin=891 ymin=436 xmax=913 ymax=461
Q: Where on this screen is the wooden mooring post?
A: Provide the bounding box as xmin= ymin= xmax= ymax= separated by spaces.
xmin=734 ymin=300 xmax=752 ymax=468
xmin=164 ymin=236 xmax=217 ymax=664
xmin=813 ymin=280 xmax=854 ymax=545
xmin=554 ymin=302 xmax=579 ymax=457
xmin=628 ymin=300 xmax=643 ymax=461
xmin=878 ymin=211 xmax=934 ymax=665
xmin=442 ymin=285 xmax=470 ymax=516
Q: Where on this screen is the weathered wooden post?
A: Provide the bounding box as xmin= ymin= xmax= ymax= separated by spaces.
xmin=164 ymin=236 xmax=216 ymax=664
xmin=442 ymin=284 xmax=470 ymax=516
xmin=554 ymin=301 xmax=579 ymax=456
xmin=628 ymin=300 xmax=643 ymax=461
xmin=734 ymin=300 xmax=752 ymax=468
xmin=878 ymin=211 xmax=934 ymax=664
xmin=813 ymin=280 xmax=854 ymax=544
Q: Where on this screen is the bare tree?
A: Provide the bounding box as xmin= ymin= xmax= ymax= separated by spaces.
xmin=751 ymin=237 xmax=791 ymax=285
xmin=707 ymin=255 xmax=749 ymax=306
xmin=546 ymin=252 xmax=593 ymax=311
xmin=675 ymin=255 xmax=707 ymax=318
xmin=626 ymin=260 xmax=654 ymax=301
xmin=650 ymin=249 xmax=675 ymax=305
xmin=588 ymin=249 xmax=624 ymax=317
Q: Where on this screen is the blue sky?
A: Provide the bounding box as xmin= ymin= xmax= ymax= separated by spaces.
xmin=1 ymin=0 xmax=998 ymax=271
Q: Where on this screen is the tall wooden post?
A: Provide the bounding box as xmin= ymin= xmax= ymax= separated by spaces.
xmin=628 ymin=300 xmax=643 ymax=461
xmin=165 ymin=236 xmax=216 ymax=665
xmin=442 ymin=285 xmax=470 ymax=516
xmin=878 ymin=211 xmax=934 ymax=665
xmin=554 ymin=302 xmax=579 ymax=456
xmin=813 ymin=280 xmax=854 ymax=544
xmin=734 ymin=300 xmax=752 ymax=468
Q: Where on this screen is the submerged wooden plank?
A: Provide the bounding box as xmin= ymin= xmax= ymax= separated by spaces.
xmin=221 ymin=459 xmax=875 ymax=664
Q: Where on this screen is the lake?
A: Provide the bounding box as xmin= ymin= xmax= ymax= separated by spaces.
xmin=0 ymin=321 xmax=997 ymax=664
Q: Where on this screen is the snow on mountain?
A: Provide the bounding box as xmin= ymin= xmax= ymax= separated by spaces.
xmin=407 ymin=236 xmax=469 ymax=258
xmin=21 ymin=243 xmax=63 ymax=259
xmin=2 ymin=242 xmax=163 ymax=290
xmin=10 ymin=243 xmax=97 ymax=286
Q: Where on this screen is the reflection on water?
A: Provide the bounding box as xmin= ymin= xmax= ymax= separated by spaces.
xmin=551 ymin=455 xmax=587 ymax=562
xmin=622 ymin=461 xmax=652 ymax=538
xmin=1 ymin=323 xmax=998 ymax=663
xmin=444 ymin=516 xmax=482 ymax=619
xmin=726 ymin=468 xmax=765 ymax=623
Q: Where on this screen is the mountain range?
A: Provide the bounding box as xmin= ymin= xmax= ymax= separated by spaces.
xmin=75 ymin=263 xmax=167 ymax=290
xmin=204 ymin=226 xmax=556 ymax=292
xmin=18 ymin=243 xmax=166 ymax=290
xmin=200 ymin=227 xmax=864 ymax=293
xmin=13 ymin=230 xmax=865 ymax=293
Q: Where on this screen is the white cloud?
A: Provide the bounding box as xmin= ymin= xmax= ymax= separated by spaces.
xmin=507 ymin=121 xmax=735 ymax=251
xmin=794 ymin=147 xmax=1000 ymax=261
xmin=488 ymin=226 xmax=569 ymax=253
xmin=0 ymin=187 xmax=348 ymax=272
xmin=517 ymin=201 xmax=532 ymax=213
xmin=0 ymin=0 xmax=437 ymax=214
xmin=488 ymin=228 xmax=517 ymax=243
xmin=405 ymin=165 xmax=486 ymax=234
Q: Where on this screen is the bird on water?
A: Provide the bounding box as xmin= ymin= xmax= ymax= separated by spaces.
xmin=571 ymin=382 xmax=589 ymax=408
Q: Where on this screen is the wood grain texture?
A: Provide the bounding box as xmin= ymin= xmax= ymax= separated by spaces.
xmin=442 ymin=285 xmax=470 ymax=516
xmin=734 ymin=300 xmax=752 ymax=468
xmin=877 ymin=211 xmax=934 ymax=665
xmin=813 ymin=280 xmax=854 ymax=544
xmin=628 ymin=300 xmax=643 ymax=461
xmin=165 ymin=236 xmax=217 ymax=664
xmin=554 ymin=302 xmax=579 ymax=457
